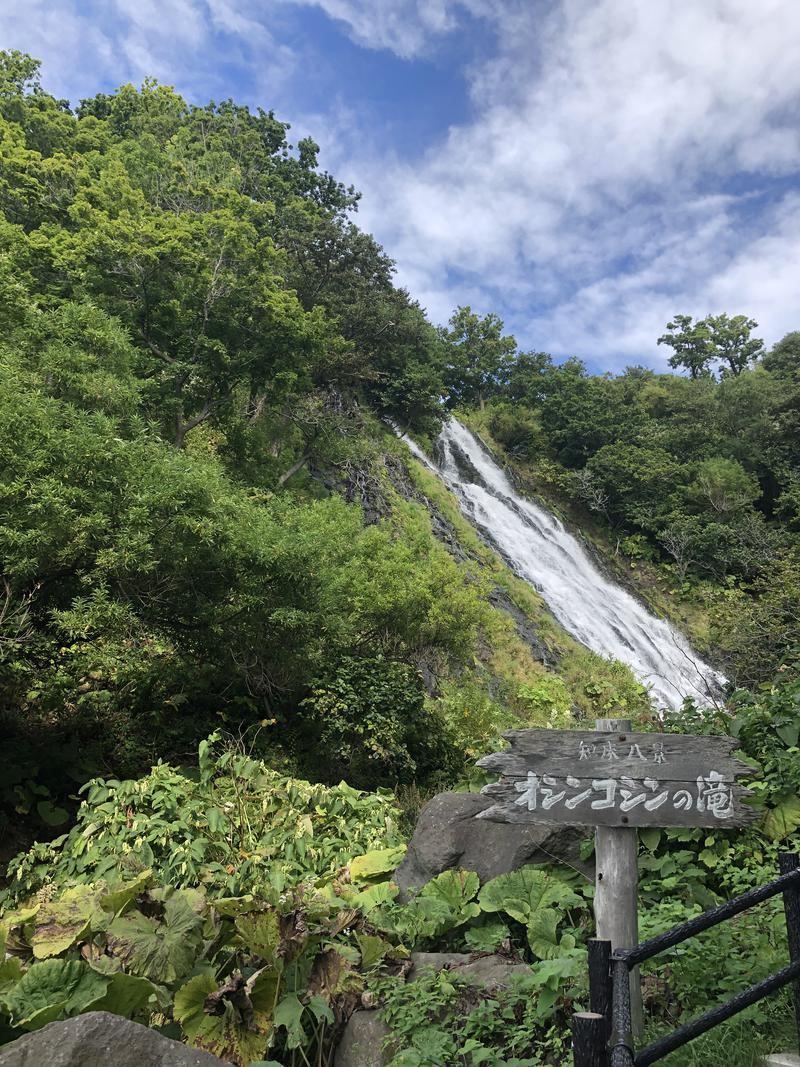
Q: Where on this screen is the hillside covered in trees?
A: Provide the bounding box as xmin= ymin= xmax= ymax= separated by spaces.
xmin=1 ymin=51 xmax=800 ymax=1066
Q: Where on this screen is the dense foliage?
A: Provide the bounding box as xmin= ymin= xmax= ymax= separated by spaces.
xmin=2 ymin=47 xmax=800 ymax=1067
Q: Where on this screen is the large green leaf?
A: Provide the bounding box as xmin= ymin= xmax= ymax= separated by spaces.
xmin=107 ymin=891 xmax=203 ymax=983
xmin=349 ymin=846 xmax=406 ymax=882
xmin=0 ymin=958 xmax=23 ymax=997
xmin=235 ymin=910 xmax=281 ymax=964
xmin=36 ymin=800 xmax=70 ymax=827
xmin=463 ymin=919 xmax=510 ymax=953
xmin=274 ymin=992 xmax=305 ymax=1049
xmin=100 ymin=870 xmax=154 ymax=916
xmin=1 ymin=959 xmax=108 ymax=1030
xmin=29 ymin=885 xmax=100 ymax=959
xmin=355 ymin=933 xmax=392 ymax=969
xmin=764 ymin=796 xmax=800 ymax=840
xmin=350 ymin=881 xmax=398 ymax=914
xmin=478 ymin=867 xmax=582 ymax=925
xmin=419 ymin=869 xmax=480 ymax=924
xmin=212 ymin=895 xmax=256 ymax=917
xmin=526 ymin=908 xmax=561 ymax=960
xmin=175 ymin=967 xmax=278 ymax=1064
xmin=85 ymin=972 xmax=159 ymax=1018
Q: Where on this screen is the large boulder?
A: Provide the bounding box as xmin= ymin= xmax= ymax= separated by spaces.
xmin=394 ymin=791 xmax=588 ymax=896
xmin=0 ymin=1012 xmax=231 ymax=1067
xmin=333 ymin=1009 xmax=392 ymax=1067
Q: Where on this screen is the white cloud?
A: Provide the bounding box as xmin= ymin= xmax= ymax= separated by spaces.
xmin=320 ymin=0 xmax=800 ymax=366
xmin=283 ymin=0 xmax=501 ymax=59
xmin=2 ymin=0 xmax=799 ymax=368
xmin=0 ymin=0 xmax=290 ymax=106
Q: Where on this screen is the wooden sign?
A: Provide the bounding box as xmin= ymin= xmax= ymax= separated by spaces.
xmin=476 ymin=728 xmax=756 ymax=829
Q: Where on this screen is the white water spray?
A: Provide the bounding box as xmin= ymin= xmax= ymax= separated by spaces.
xmin=402 ymin=419 xmax=724 ymax=710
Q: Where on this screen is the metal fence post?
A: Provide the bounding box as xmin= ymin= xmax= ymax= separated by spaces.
xmin=573 ymin=1012 xmax=608 ymax=1067
xmin=779 ymin=852 xmax=800 ymax=1049
xmin=589 ymin=937 xmax=612 ymax=1060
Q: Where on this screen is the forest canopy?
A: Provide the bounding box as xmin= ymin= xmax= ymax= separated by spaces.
xmin=0 ymin=47 xmax=798 ymax=823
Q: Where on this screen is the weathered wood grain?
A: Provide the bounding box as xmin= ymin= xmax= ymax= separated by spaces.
xmin=477 ymin=728 xmax=753 ymax=781
xmin=477 ymin=777 xmax=757 ymax=828
xmin=593 ymin=719 xmax=643 ymax=1037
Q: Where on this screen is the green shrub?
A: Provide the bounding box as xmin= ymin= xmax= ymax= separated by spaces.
xmin=297 ymin=656 xmax=461 ymax=789
xmin=4 ymin=735 xmax=403 ymax=903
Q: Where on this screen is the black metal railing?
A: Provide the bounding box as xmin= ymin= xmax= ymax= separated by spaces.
xmin=572 ymin=852 xmax=800 ymax=1067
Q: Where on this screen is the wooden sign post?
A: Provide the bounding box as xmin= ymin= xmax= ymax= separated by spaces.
xmin=476 ymin=720 xmax=756 ymax=1040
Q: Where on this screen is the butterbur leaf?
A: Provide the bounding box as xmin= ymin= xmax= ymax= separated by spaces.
xmin=764 ymin=796 xmax=800 ymax=840
xmin=419 ymin=869 xmax=480 ymax=924
xmin=235 ymin=910 xmax=281 ymax=963
xmin=776 ymin=723 xmax=800 ymax=747
xmin=3 ymin=903 xmax=40 ymax=931
xmin=100 ymin=870 xmax=154 ymax=915
xmin=307 ymin=994 xmax=334 ymax=1024
xmin=478 ymin=867 xmax=581 ymax=924
xmin=463 ymin=919 xmax=510 ymax=953
xmin=526 ymin=908 xmax=561 ymax=959
xmin=2 ymin=959 xmax=108 ymax=1030
xmin=174 ymin=968 xmax=278 ymax=1065
xmin=399 ymin=896 xmax=454 ymax=939
xmin=213 ymin=895 xmax=256 ymax=916
xmin=350 ymin=881 xmax=398 ymax=914
xmin=107 ymin=891 xmax=203 ymax=983
xmin=355 ymin=933 xmax=392 ymax=969
xmin=0 ymin=958 xmax=23 ymax=996
xmin=349 ymin=846 xmax=406 ymax=882
xmin=29 ymin=885 xmax=101 ymax=960
xmin=419 ymin=869 xmax=479 ymax=906
xmin=85 ymin=972 xmax=158 ymax=1018
xmin=274 ymin=992 xmax=305 ymax=1049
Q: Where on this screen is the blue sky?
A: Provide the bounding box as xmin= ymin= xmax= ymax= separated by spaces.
xmin=3 ymin=0 xmax=800 ymax=372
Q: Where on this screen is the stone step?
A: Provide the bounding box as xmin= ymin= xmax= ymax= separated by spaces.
xmin=762 ymin=1054 xmax=800 ymax=1066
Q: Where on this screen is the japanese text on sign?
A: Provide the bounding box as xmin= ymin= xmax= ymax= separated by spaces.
xmin=514 ymin=771 xmax=735 ymax=820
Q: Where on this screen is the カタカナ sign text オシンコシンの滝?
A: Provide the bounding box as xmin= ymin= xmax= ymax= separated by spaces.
xmin=476 ymin=729 xmax=756 ymax=829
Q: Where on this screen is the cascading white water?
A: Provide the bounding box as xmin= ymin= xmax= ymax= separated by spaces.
xmin=402 ymin=418 xmax=724 ymax=710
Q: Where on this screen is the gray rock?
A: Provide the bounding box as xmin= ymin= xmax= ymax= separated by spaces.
xmin=0 ymin=1012 xmax=231 ymax=1067
xmin=333 ymin=1010 xmax=391 ymax=1067
xmin=394 ymin=791 xmax=588 ymax=896
xmin=763 ymin=1056 xmax=800 ymax=1066
xmin=408 ymin=952 xmax=531 ymax=987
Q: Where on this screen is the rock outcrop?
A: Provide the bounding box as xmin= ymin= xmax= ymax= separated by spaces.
xmin=394 ymin=790 xmax=588 ymax=897
xmin=0 ymin=1012 xmax=231 ymax=1067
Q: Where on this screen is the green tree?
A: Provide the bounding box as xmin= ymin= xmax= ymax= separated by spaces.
xmin=441 ymin=306 xmax=517 ymax=409
xmin=687 ymin=457 xmax=761 ymax=518
xmin=657 ymin=314 xmax=715 ymax=378
xmin=763 ymin=331 xmax=800 ymax=380
xmin=658 ymin=313 xmax=764 ymax=378
xmin=705 ymin=313 xmax=764 ymax=377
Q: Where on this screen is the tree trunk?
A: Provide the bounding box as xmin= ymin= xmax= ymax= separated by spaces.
xmin=277 ymin=452 xmax=311 ymax=487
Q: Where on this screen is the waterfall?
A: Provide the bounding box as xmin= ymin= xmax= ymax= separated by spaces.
xmin=401 ymin=418 xmax=724 ymax=711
